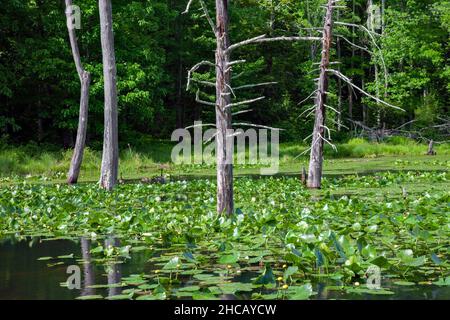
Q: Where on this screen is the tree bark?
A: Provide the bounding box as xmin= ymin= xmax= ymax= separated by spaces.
xmin=349 ymin=0 xmax=355 ymax=121
xmin=307 ymin=0 xmax=334 ymax=189
xmin=427 ymin=140 xmax=436 ymax=155
xmin=99 ymin=0 xmax=119 ymax=191
xmin=336 ymin=9 xmax=342 ymax=132
xmin=66 ymin=0 xmax=91 ymax=185
xmin=215 ymin=0 xmax=234 ymax=215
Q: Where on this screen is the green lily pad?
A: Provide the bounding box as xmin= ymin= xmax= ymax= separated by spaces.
xmin=393 ymin=281 xmax=416 ymax=286
xmin=218 ymin=253 xmax=239 ymax=264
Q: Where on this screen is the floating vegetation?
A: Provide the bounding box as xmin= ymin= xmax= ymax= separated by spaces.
xmin=0 ymin=171 xmax=449 ymax=300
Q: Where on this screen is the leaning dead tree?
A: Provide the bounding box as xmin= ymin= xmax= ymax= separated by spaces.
xmin=184 ymin=0 xmax=320 ymax=214
xmin=99 ymin=0 xmax=119 ymax=191
xmin=65 ymin=0 xmax=91 ymax=185
xmin=302 ymin=0 xmax=403 ymax=189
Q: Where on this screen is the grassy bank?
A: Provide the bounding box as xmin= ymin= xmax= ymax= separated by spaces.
xmin=0 ymin=137 xmax=448 ymax=182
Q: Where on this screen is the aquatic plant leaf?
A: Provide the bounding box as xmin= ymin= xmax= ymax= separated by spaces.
xmin=254 ymin=265 xmax=276 ymax=285
xmin=288 ymin=284 xmax=313 ymax=300
xmin=162 ymin=256 xmax=180 ymax=270
xmin=218 ymin=253 xmax=239 ymax=264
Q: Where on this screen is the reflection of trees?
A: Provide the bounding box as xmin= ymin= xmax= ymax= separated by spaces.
xmin=315 ymin=282 xmax=328 ymax=300
xmin=105 ymin=236 xmax=122 ymax=297
xmin=80 ymin=237 xmax=95 ymax=296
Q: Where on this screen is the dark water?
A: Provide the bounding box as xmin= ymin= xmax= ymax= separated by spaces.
xmin=0 ymin=236 xmax=448 ymax=300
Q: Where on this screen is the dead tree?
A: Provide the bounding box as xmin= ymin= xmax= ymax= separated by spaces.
xmin=301 ymin=166 xmax=307 ymax=186
xmin=65 ymin=0 xmax=91 ymax=185
xmin=99 ymin=0 xmax=119 ymax=191
xmin=302 ymin=0 xmax=403 ymax=189
xmin=427 ymin=140 xmax=436 ymax=155
xmin=184 ymin=0 xmax=320 ymax=214
xmin=307 ymin=0 xmax=334 ymax=189
xmin=214 ymin=0 xmax=234 ymax=215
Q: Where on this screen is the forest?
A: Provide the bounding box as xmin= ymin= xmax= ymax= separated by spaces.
xmin=0 ymin=0 xmax=449 ymax=304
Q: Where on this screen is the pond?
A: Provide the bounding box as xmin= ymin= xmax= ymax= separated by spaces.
xmin=1 ymin=236 xmax=448 ymax=300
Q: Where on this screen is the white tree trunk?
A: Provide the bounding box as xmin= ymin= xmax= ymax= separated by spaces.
xmin=99 ymin=0 xmax=119 ymax=191
xmin=65 ymin=0 xmax=91 ymax=185
xmin=307 ymin=0 xmax=334 ymax=189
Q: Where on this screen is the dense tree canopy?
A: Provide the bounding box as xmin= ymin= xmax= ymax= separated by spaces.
xmin=0 ymin=0 xmax=448 ymax=147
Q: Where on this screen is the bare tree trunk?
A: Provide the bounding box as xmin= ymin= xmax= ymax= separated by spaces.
xmin=336 ymin=9 xmax=342 ymax=132
xmin=301 ymin=166 xmax=307 ymax=186
xmin=215 ymin=0 xmax=233 ymax=215
xmin=368 ymin=0 xmax=382 ymax=128
xmin=307 ymin=0 xmax=334 ymax=189
xmin=427 ymin=140 xmax=436 ymax=155
xmin=99 ymin=0 xmax=119 ymax=191
xmin=349 ymin=0 xmax=355 ymax=122
xmin=66 ymin=0 xmax=91 ymax=185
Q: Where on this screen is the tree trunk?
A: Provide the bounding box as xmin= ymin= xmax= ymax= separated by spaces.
xmin=307 ymin=0 xmax=334 ymax=189
xmin=301 ymin=166 xmax=307 ymax=186
xmin=349 ymin=0 xmax=355 ymax=122
xmin=99 ymin=0 xmax=119 ymax=191
xmin=369 ymin=0 xmax=382 ymax=128
xmin=336 ymin=9 xmax=342 ymax=132
xmin=66 ymin=0 xmax=91 ymax=185
xmin=215 ymin=0 xmax=234 ymax=215
xmin=427 ymin=140 xmax=436 ymax=155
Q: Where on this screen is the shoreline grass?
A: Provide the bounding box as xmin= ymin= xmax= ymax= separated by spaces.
xmin=0 ymin=137 xmax=448 ymax=183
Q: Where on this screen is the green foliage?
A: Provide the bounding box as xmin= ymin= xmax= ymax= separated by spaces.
xmin=0 ymin=0 xmax=448 ymax=144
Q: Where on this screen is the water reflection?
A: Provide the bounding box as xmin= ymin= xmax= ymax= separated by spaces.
xmin=104 ymin=236 xmax=122 ymax=297
xmin=80 ymin=237 xmax=95 ymax=297
xmin=0 ymin=235 xmax=448 ymax=300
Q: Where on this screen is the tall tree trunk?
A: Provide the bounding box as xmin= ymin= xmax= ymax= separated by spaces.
xmin=215 ymin=0 xmax=234 ymax=215
xmin=307 ymin=0 xmax=334 ymax=189
xmin=368 ymin=0 xmax=381 ymax=128
xmin=336 ymin=9 xmax=342 ymax=132
xmin=348 ymin=0 xmax=355 ymax=122
xmin=99 ymin=0 xmax=119 ymax=191
xmin=66 ymin=0 xmax=91 ymax=184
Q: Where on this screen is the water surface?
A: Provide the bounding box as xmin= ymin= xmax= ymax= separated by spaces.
xmin=0 ymin=236 xmax=448 ymax=300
